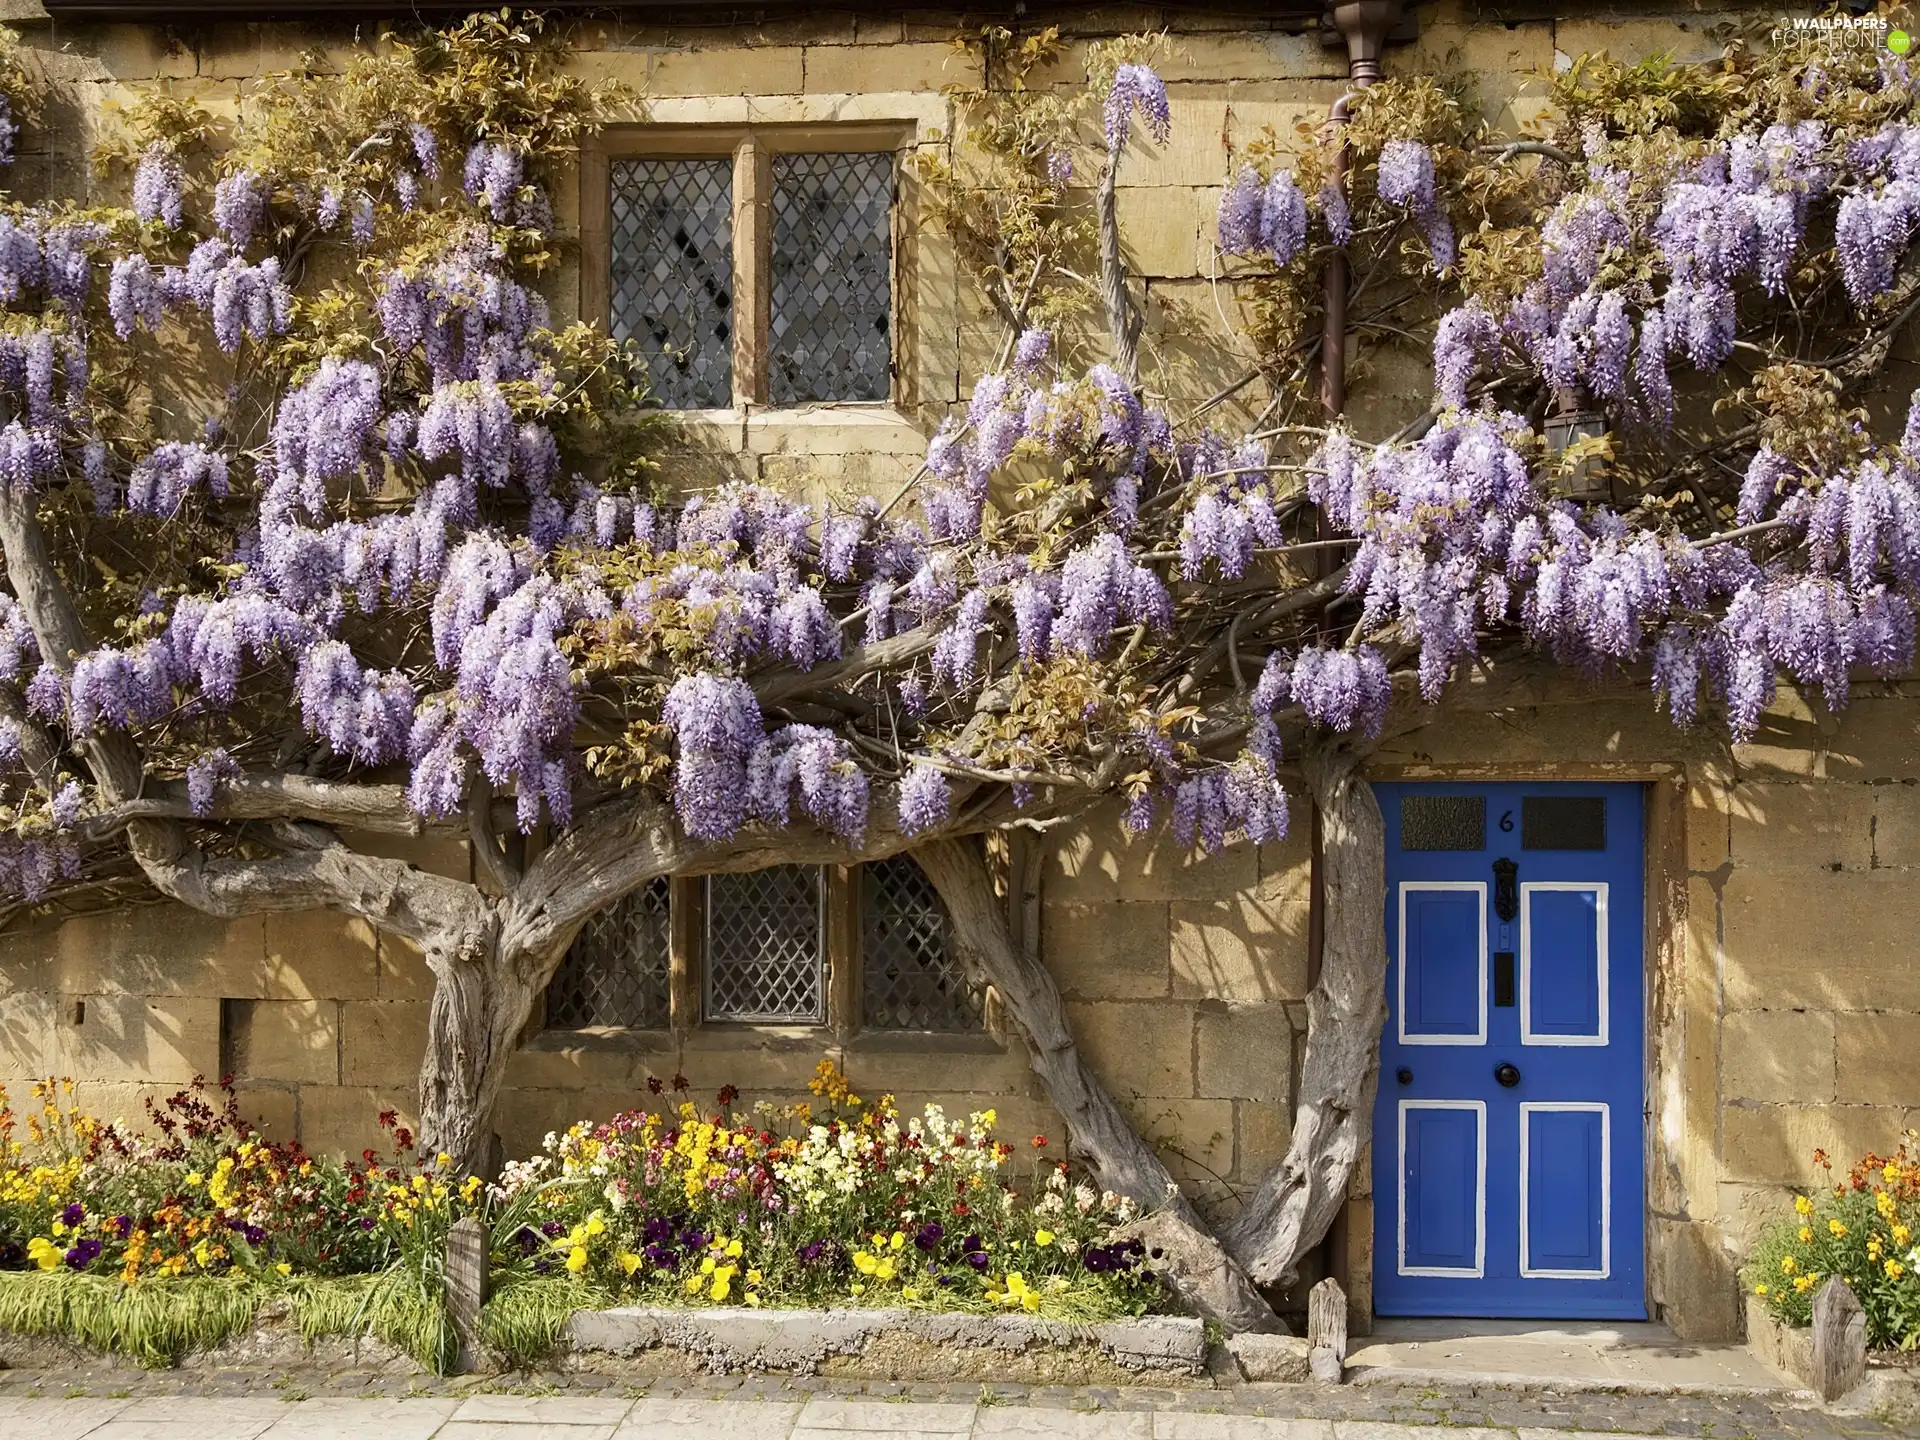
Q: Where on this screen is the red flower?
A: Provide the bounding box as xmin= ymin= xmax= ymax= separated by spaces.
xmin=671 ymin=1073 xmax=690 ymax=1093
xmin=717 ymin=1085 xmax=740 ymax=1107
xmin=647 ymin=1076 xmax=664 ymax=1095
xmin=1031 ymin=1135 xmax=1048 ymax=1149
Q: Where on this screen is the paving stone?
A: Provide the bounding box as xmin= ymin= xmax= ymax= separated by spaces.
xmin=971 ymin=1405 xmax=1154 ymax=1436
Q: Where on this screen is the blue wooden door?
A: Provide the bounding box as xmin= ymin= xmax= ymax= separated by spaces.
xmin=1372 ymin=782 xmax=1645 ymax=1319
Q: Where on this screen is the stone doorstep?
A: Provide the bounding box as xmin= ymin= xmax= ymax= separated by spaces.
xmin=564 ymin=1306 xmax=1209 ymax=1376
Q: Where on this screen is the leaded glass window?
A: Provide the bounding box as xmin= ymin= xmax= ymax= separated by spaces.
xmin=770 ymin=151 xmax=894 ymax=404
xmin=704 ymin=866 xmax=826 ymax=1022
xmin=609 ymin=158 xmax=734 ymax=409
xmin=546 ymin=878 xmax=671 ymax=1029
xmin=862 ymin=857 xmax=981 ymax=1032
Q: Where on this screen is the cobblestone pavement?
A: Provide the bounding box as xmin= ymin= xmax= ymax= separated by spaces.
xmin=0 ymin=1371 xmax=1907 ymax=1440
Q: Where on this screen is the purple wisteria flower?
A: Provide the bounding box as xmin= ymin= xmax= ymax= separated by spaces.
xmin=1104 ymin=64 xmax=1171 ymax=153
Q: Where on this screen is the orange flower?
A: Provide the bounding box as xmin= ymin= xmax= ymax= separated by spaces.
xmin=1031 ymin=1135 xmax=1048 ymax=1149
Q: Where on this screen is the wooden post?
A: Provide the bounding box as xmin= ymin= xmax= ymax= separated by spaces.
xmin=1308 ymin=1276 xmax=1347 ymax=1383
xmin=445 ymin=1215 xmax=490 ymax=1373
xmin=1811 ymin=1274 xmax=1866 ymax=1401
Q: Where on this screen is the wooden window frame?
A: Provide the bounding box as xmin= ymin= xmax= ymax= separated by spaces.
xmin=543 ymin=861 xmax=989 ymax=1040
xmin=581 ymin=122 xmax=915 ymax=412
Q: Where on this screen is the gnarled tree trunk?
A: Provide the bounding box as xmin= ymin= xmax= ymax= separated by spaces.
xmin=1221 ymin=737 xmax=1388 ymax=1289
xmin=915 ymin=834 xmax=1281 ymax=1332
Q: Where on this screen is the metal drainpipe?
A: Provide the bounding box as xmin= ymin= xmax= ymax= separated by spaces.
xmin=1320 ymin=0 xmax=1405 ymax=419
xmin=1306 ymin=0 xmax=1404 ymax=1315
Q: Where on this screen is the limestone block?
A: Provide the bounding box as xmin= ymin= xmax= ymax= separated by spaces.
xmin=227 ymin=999 xmax=340 ymax=1087
xmin=11 ymin=906 xmax=261 ymax=996
xmin=1165 ymin=33 xmax=1342 ymax=83
xmin=340 ymin=1002 xmax=431 ymax=1088
xmin=1065 ymin=1000 xmax=1194 ymax=1099
xmin=1042 ymin=900 xmax=1170 ymax=999
xmin=1721 ymin=1010 xmax=1835 ymax=1103
xmin=1114 ymin=187 xmax=1205 ymax=279
xmin=1731 ymin=688 xmax=1830 ymax=778
xmin=1256 ymin=823 xmax=1312 ymax=906
xmin=1686 ymin=772 xmax=1732 ymax=872
xmin=1726 ymin=782 xmax=1874 ymax=872
xmin=1554 ymin=17 xmax=1736 ymax=69
xmin=1170 ymin=893 xmax=1310 ymax=1004
xmin=1714 ymin=1180 xmax=1795 ymax=1253
xmin=1417 ymin=21 xmax=1555 ymax=80
xmin=1195 ymin=1003 xmax=1293 ymax=1101
xmin=1874 ymin=782 xmax=1920 ymax=867
xmin=262 ymin=912 xmax=380 ymax=1000
xmin=297 ymin=1085 xmax=416 ymax=1157
xmin=0 ymin=990 xmax=59 ymax=1075
xmin=840 ymin=1034 xmax=1026 ymax=1094
xmin=1722 ymin=870 xmax=1920 ymax=1011
xmin=69 ymin=24 xmax=197 ymax=81
xmin=1130 ymin=1096 xmax=1234 ymax=1186
xmin=1834 ymin=1012 xmax=1920 ymax=1105
xmin=1047 ymin=800 xmax=1259 ymax=904
xmin=56 ymin=995 xmax=219 ymax=1084
xmin=563 ymin=50 xmax=649 ymax=89
xmin=1221 ymin=101 xmax=1322 ymax=163
xmin=378 ymin=934 xmax=437 ymax=1002
xmin=505 ymin=1037 xmax=662 ymax=1092
xmin=1721 ymin=1105 xmax=1920 ymax=1186
xmin=333 ymin=827 xmax=472 ymax=882
xmin=804 ymin=42 xmax=966 ymax=94
xmin=649 ymin=45 xmax=805 ymax=97
xmin=229 ymin=1084 xmax=298 ymax=1143
xmin=1648 ymin=1215 xmax=1741 ymax=1342
xmin=1345 ymin=1196 xmax=1373 ymax=1335
xmin=680 ymin=1030 xmax=838 ymax=1092
xmin=1105 ymin=100 xmax=1230 ymax=188
xmin=1236 ymin=1099 xmax=1293 ymax=1180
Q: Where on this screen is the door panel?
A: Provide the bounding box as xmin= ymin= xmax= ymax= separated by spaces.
xmin=1522 ymin=883 xmax=1607 ymax=1044
xmin=1399 ymin=1101 xmax=1485 ymax=1275
xmin=1400 ymin=884 xmax=1486 ymax=1044
xmin=1374 ymin=782 xmax=1645 ymax=1320
xmin=1521 ymin=1103 xmax=1609 ymax=1277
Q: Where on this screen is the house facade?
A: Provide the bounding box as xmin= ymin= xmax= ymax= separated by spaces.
xmin=0 ymin=0 xmax=1915 ymax=1344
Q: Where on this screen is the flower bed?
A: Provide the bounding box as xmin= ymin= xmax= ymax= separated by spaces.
xmin=1742 ymin=1131 xmax=1920 ymax=1354
xmin=0 ymin=1066 xmax=1168 ymax=1371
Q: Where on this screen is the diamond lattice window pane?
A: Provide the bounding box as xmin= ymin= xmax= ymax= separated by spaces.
xmin=705 ymin=866 xmax=826 ymax=1022
xmin=770 ymin=151 xmax=894 ymax=404
xmin=546 ymin=878 xmax=671 ymax=1029
xmin=610 ymin=158 xmax=734 ymax=409
xmin=862 ymin=857 xmax=982 ymax=1032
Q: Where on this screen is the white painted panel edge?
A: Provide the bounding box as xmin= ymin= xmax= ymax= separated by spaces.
xmin=1519 ymin=881 xmax=1609 ymax=1047
xmin=1398 ymin=1098 xmax=1487 ymax=1279
xmin=1518 ymin=1101 xmax=1612 ymax=1279
xmin=1397 ymin=881 xmax=1488 ymax=1047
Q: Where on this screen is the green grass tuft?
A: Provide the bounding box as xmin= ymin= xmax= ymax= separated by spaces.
xmin=480 ymin=1269 xmax=608 ymax=1369
xmin=0 ymin=1270 xmax=263 ymax=1368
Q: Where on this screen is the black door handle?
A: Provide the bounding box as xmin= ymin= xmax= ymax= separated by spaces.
xmin=1396 ymin=1067 xmax=1413 ymax=1085
xmin=1494 ymin=1062 xmax=1521 ymax=1088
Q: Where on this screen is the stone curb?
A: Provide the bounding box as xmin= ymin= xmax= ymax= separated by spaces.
xmin=1343 ymin=1362 xmax=1817 ymax=1402
xmin=565 ymin=1306 xmax=1208 ymax=1376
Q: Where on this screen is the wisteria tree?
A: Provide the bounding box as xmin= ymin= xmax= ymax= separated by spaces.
xmin=1 ymin=11 xmax=1918 ymax=1329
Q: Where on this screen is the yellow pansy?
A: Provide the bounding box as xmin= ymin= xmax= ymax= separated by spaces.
xmin=26 ymin=1237 xmax=61 ymax=1271
xmin=617 ymin=1250 xmax=642 ymax=1277
xmin=725 ymin=1237 xmax=743 ymax=1258
xmin=275 ymin=1262 xmax=292 ymax=1277
xmin=745 ymin=1293 xmax=762 ymax=1308
xmin=566 ymin=1246 xmax=589 ymax=1273
xmin=853 ymin=1250 xmax=878 ymax=1275
xmin=1034 ymin=1229 xmax=1055 ymax=1247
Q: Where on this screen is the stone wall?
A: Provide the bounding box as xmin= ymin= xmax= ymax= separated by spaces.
xmin=1 ymin=0 xmax=1915 ymax=1342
